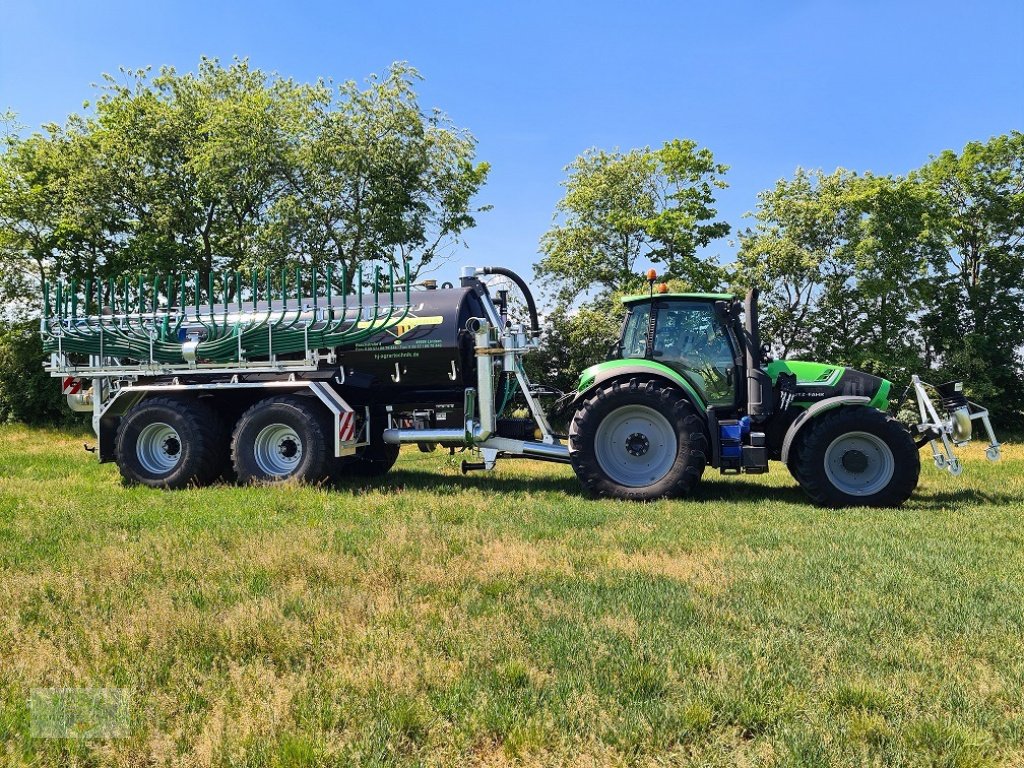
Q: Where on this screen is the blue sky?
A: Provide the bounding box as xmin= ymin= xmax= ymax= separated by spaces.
xmin=2 ymin=1 xmax=1022 ymax=287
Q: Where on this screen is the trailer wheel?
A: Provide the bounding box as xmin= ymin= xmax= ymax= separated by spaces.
xmin=791 ymin=407 xmax=919 ymax=508
xmin=569 ymin=377 xmax=707 ymax=500
xmin=231 ymin=396 xmax=331 ymax=484
xmin=339 ymin=406 xmax=400 ymax=478
xmin=116 ymin=397 xmax=223 ymax=489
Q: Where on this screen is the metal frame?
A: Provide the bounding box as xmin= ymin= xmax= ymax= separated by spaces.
xmin=43 ymin=262 xmax=407 ymax=468
xmin=89 ymin=378 xmax=367 ymax=460
xmin=383 ymin=268 xmax=569 ymax=466
xmin=42 ymin=262 xmax=411 ymax=375
xmin=911 ymin=375 xmax=1001 ymax=475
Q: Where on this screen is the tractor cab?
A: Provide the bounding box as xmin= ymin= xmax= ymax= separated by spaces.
xmin=611 ymin=289 xmax=773 ymax=475
xmin=617 ymin=293 xmax=741 ymax=408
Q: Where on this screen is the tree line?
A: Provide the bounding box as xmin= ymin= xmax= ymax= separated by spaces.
xmin=0 ymin=59 xmax=1021 ymax=425
xmin=0 ymin=58 xmax=488 ymax=303
xmin=529 ymin=134 xmax=1024 ymax=427
xmin=0 ymin=59 xmax=489 ymax=422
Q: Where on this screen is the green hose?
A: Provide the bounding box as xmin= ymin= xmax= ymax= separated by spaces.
xmin=42 ymin=261 xmax=411 ymax=366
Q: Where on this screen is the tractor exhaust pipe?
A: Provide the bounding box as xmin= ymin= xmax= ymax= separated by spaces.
xmin=744 ymin=288 xmax=773 ymax=423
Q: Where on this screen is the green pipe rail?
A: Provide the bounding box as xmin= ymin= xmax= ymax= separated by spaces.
xmin=42 ymin=262 xmax=411 ymax=368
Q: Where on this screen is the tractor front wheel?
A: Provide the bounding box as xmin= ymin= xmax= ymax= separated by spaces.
xmin=569 ymin=377 xmax=707 ymax=500
xmin=791 ymin=407 xmax=919 ymax=508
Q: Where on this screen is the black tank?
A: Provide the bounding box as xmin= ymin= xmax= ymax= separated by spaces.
xmin=338 ymin=287 xmax=486 ymax=390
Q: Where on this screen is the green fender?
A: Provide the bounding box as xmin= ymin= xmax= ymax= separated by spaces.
xmin=779 ymin=395 xmax=871 ymax=464
xmin=574 ymin=359 xmax=706 ymax=411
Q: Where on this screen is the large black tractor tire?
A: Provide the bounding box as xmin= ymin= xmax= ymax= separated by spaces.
xmin=338 ymin=406 xmax=400 ymax=478
xmin=116 ymin=397 xmax=224 ymax=489
xmin=231 ymin=396 xmax=332 ymax=485
xmin=791 ymin=407 xmax=920 ymax=508
xmin=569 ymin=377 xmax=708 ymax=501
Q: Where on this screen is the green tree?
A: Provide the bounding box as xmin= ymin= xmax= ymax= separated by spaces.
xmin=916 ymin=132 xmax=1024 ymax=420
xmin=275 ymin=63 xmax=490 ymax=280
xmin=0 ymin=131 xmax=77 ymax=300
xmin=734 ymin=168 xmax=855 ymax=359
xmin=734 ymin=169 xmax=938 ymax=385
xmin=814 ymin=174 xmax=939 ymax=384
xmin=536 ymin=140 xmax=729 ymax=303
xmin=531 ymin=140 xmax=729 ymax=390
xmin=524 ymin=299 xmax=623 ymax=394
xmin=0 ymin=58 xmax=490 ymax=302
xmin=735 ymin=134 xmax=1024 ymax=424
xmin=0 ymin=322 xmax=70 ymax=424
xmin=0 ymin=59 xmax=491 ymax=424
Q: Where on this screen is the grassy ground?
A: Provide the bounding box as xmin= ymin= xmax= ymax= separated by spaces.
xmin=0 ymin=425 xmax=1021 ymax=767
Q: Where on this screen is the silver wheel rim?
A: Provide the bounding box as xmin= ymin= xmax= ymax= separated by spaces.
xmin=136 ymin=422 xmax=182 ymax=475
xmin=594 ymin=405 xmax=678 ymax=488
xmin=824 ymin=431 xmax=894 ymax=496
xmin=253 ymin=423 xmax=303 ymax=477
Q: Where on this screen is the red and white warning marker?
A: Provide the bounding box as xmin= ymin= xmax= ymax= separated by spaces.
xmin=61 ymin=377 xmax=83 ymax=396
xmin=339 ymin=410 xmax=355 ymax=442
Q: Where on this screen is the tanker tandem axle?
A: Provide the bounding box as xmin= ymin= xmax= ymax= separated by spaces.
xmin=42 ymin=264 xmax=1001 ymax=507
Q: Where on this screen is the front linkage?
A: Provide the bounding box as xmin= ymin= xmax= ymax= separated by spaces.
xmin=905 ymin=376 xmax=1001 ymax=475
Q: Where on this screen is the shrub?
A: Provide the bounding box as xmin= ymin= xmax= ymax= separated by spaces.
xmin=0 ymin=321 xmax=77 ymax=425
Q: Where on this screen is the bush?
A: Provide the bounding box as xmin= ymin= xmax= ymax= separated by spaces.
xmin=0 ymin=321 xmax=78 ymax=425
xmin=524 ymin=303 xmax=621 ymax=394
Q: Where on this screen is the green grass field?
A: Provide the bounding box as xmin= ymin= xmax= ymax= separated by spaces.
xmin=0 ymin=425 xmax=1021 ymax=767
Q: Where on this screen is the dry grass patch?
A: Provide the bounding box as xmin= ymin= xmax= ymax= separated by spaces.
xmin=605 ymin=545 xmax=728 ymax=588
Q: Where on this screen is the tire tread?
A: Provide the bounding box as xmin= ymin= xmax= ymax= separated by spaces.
xmin=569 ymin=377 xmax=707 ymax=500
xmin=791 ymin=407 xmax=919 ymax=508
xmin=231 ymin=395 xmax=331 ymax=484
xmin=115 ymin=396 xmax=223 ymax=489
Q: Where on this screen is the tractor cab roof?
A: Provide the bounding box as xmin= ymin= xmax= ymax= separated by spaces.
xmin=621 ymin=292 xmax=736 ymax=305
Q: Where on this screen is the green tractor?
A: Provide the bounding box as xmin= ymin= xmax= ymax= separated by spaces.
xmin=564 ymin=283 xmax=1001 ymax=507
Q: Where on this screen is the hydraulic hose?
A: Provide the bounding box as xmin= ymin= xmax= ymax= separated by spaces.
xmin=479 ymin=266 xmax=540 ymax=339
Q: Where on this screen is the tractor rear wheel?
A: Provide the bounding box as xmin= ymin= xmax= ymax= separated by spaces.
xmin=569 ymin=377 xmax=707 ymax=500
xmin=791 ymin=407 xmax=919 ymax=507
xmin=116 ymin=397 xmax=223 ymax=489
xmin=231 ymin=396 xmax=332 ymax=485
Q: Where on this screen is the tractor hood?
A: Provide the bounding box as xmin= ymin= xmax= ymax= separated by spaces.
xmin=766 ymin=360 xmax=891 ymax=410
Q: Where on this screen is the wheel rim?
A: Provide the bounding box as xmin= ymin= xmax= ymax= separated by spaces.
xmin=136 ymin=422 xmax=182 ymax=475
xmin=253 ymin=423 xmax=304 ymax=477
xmin=824 ymin=431 xmax=894 ymax=497
xmin=593 ymin=405 xmax=678 ymax=488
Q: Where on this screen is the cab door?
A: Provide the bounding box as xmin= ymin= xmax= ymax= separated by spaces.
xmin=649 ymin=300 xmax=737 ymax=406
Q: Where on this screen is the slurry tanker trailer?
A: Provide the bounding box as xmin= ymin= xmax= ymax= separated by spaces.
xmin=41 ymin=263 xmax=1001 ymax=506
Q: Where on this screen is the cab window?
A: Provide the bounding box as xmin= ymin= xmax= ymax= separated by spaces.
xmin=621 ymin=304 xmax=651 ymax=358
xmin=653 ymin=301 xmax=735 ymax=404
